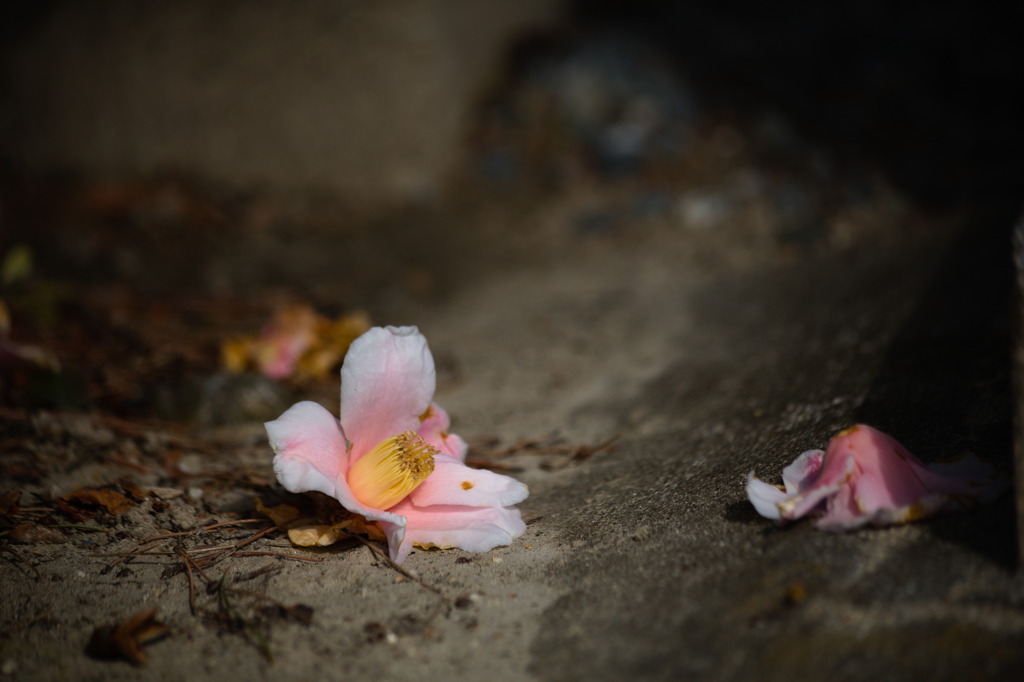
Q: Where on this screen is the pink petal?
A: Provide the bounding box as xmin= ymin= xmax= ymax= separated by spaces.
xmin=257 ymin=305 xmax=319 ymax=379
xmin=340 ymin=327 xmax=436 ymax=462
xmin=831 ymin=426 xmax=933 ymax=514
xmin=266 ymin=401 xmax=349 ymax=498
xmin=387 ymin=500 xmax=527 ymax=562
xmin=745 ymin=473 xmax=788 ymax=521
xmin=747 ymin=450 xmax=826 ymax=521
xmin=266 ymin=401 xmax=408 ymax=550
xmin=914 ymin=452 xmax=1008 ymax=503
xmin=781 ymin=449 xmax=824 ymax=494
xmin=417 ymin=403 xmax=468 ymax=460
xmin=747 ymin=423 xmax=1009 ymax=530
xmin=814 ymin=480 xmax=875 ymax=530
xmin=777 ymin=453 xmax=856 ymax=520
xmin=408 ymin=454 xmax=529 ymax=508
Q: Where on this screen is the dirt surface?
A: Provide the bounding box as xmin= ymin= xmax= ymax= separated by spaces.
xmin=2 ymin=8 xmax=1022 ymax=681
xmin=3 ymin=164 xmax=1020 ymax=680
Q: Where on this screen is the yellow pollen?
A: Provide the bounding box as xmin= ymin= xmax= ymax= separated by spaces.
xmin=347 ymin=431 xmax=437 ymax=510
xmin=461 ymin=481 xmax=474 ymax=490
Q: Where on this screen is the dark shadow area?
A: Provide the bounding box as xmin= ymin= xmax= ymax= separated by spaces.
xmin=855 ymin=222 xmax=1012 ymax=462
xmin=855 ymin=218 xmax=1016 ymax=568
xmin=722 ymin=498 xmax=765 ymax=525
xmin=572 ymin=1 xmax=1021 ymax=566
xmin=572 ymin=0 xmax=1023 ymax=217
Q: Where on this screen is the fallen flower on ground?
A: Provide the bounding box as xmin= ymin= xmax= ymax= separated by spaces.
xmin=265 ymin=325 xmax=528 ymax=563
xmin=747 ymin=424 xmax=1007 ymax=530
xmin=222 ymin=304 xmax=370 ymax=380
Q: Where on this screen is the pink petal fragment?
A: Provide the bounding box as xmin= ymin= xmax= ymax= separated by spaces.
xmin=746 ymin=423 xmax=1009 ymax=530
xmin=340 ymin=326 xmax=436 ymax=461
xmin=417 ymin=403 xmax=469 ymax=460
xmin=814 ymin=481 xmax=875 ymax=531
xmin=781 ymin=449 xmax=824 ymax=494
xmin=745 ymin=473 xmax=788 ymax=520
xmin=256 ymin=304 xmax=319 ymax=379
xmin=377 ymin=519 xmax=412 ymax=563
xmin=777 ymin=453 xmax=856 ymax=520
xmin=266 ymin=401 xmax=348 ymax=498
xmin=831 ymin=426 xmax=933 ymax=515
xmin=913 ymin=452 xmax=1008 ymax=504
xmin=409 ymin=454 xmax=529 ymax=508
xmin=388 ymin=500 xmax=526 ymax=560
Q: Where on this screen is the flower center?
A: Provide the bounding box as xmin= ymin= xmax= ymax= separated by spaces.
xmin=347 ymin=431 xmax=437 ymax=510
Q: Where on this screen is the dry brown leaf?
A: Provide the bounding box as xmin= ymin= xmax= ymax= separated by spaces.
xmin=221 ymin=305 xmax=370 ymax=380
xmin=63 ymin=487 xmax=135 ymax=515
xmin=87 ymin=606 xmax=168 ymax=665
xmin=220 ymin=336 xmax=255 ymax=374
xmin=287 ymin=524 xmax=344 ymax=547
xmin=346 ymin=515 xmax=387 ymax=542
xmin=295 ymin=310 xmax=372 ymax=380
xmin=255 ymin=493 xmax=387 ymax=547
xmin=254 ymin=498 xmax=302 ymax=527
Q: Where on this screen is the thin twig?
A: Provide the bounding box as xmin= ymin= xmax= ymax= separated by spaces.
xmin=231 ymin=551 xmax=323 ymax=562
xmin=190 ymin=525 xmax=277 ymax=570
xmin=343 ymin=531 xmax=446 ymax=598
xmin=216 ymin=567 xmax=274 ymax=663
xmin=477 ymin=432 xmax=559 ymax=458
xmin=139 ymin=519 xmax=264 ymax=544
xmin=463 ymin=458 xmax=524 ymax=472
xmin=187 ymin=544 xmax=238 ymax=555
xmin=176 ymin=548 xmax=198 ymax=615
xmin=48 ymin=524 xmax=111 ymax=533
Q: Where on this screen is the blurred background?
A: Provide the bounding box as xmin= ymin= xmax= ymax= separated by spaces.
xmin=0 ymin=0 xmax=1021 ymax=417
xmin=3 ymin=5 xmax=1023 ymax=677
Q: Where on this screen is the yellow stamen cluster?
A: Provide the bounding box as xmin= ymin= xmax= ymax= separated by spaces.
xmin=347 ymin=431 xmax=437 ymax=510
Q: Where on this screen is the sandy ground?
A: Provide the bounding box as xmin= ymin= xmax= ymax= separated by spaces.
xmin=3 ymin=168 xmax=1021 ymax=681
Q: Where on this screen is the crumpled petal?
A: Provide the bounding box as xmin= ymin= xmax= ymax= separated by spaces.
xmin=259 ymin=310 xmax=318 ymax=379
xmin=747 ymin=448 xmax=827 ymax=520
xmin=747 ymin=424 xmax=1008 ymax=530
xmin=408 ymin=454 xmax=529 ymax=508
xmin=267 ymin=401 xmax=349 ymax=498
xmin=340 ymin=326 xmax=436 ymax=462
xmin=777 ymin=452 xmax=857 ymax=521
xmin=745 ymin=474 xmax=789 ymax=521
xmin=417 ymin=403 xmax=469 ymax=460
xmin=781 ymin=449 xmax=824 ymax=494
xmin=387 ymin=500 xmax=526 ymax=562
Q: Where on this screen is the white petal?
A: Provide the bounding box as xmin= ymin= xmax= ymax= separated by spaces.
xmin=390 ymin=501 xmax=526 ymax=557
xmin=746 ymin=471 xmax=790 ymax=521
xmin=340 ymin=326 xmax=436 ymax=461
xmin=409 ymin=454 xmax=529 ymax=508
xmin=266 ymin=401 xmax=348 ymax=497
xmin=781 ymin=449 xmax=825 ymax=494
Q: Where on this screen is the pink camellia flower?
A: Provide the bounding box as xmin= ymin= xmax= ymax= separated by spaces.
xmin=747 ymin=424 xmax=1007 ymax=530
xmin=265 ymin=326 xmax=528 ymax=563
